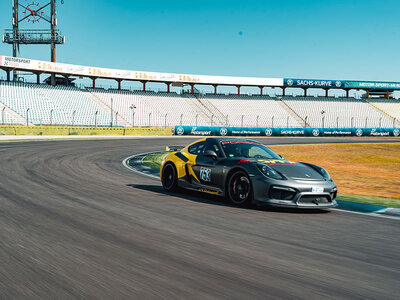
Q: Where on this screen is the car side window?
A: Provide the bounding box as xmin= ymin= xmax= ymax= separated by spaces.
xmin=188 ymin=142 xmax=206 ymax=155
xmin=202 ymin=141 xmax=223 ymax=158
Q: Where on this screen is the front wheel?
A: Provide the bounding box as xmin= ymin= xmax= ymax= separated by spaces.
xmin=227 ymin=171 xmax=252 ymax=206
xmin=161 ymin=163 xmax=178 ymax=192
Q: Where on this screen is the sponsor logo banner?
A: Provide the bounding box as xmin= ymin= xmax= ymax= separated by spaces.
xmin=345 ymin=81 xmax=400 ymax=90
xmin=2 ymin=56 xmax=31 ymax=68
xmin=175 ymin=126 xmax=400 ymax=137
xmin=284 ymin=78 xmax=345 ymax=88
xmin=0 ymin=55 xmax=283 ymax=87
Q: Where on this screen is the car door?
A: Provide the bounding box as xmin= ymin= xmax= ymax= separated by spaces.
xmin=191 ymin=141 xmax=224 ymax=192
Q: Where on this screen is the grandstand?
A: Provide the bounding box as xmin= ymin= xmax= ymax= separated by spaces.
xmin=0 ymin=81 xmax=110 ymax=126
xmin=1 ymin=80 xmax=399 ymax=128
xmin=281 ymin=96 xmax=395 ymax=128
xmin=0 ymin=55 xmax=399 ymax=129
xmin=205 ymin=94 xmax=301 ymax=127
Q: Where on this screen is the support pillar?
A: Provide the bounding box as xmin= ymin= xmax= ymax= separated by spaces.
xmin=282 ymin=87 xmax=286 ymax=96
xmin=12 ymin=0 xmax=20 ymax=82
xmin=325 ymin=88 xmax=329 ymax=97
xmin=166 ymin=83 xmax=170 ymax=93
xmin=117 ymin=80 xmax=121 ymax=90
xmin=345 ymin=89 xmax=349 ymax=98
xmin=50 ymin=0 xmax=56 ymax=86
xmin=6 ymin=70 xmax=11 ymax=82
xmin=237 ymin=86 xmax=241 ymax=96
xmin=259 ymin=86 xmax=263 ymax=96
xmin=214 ymin=85 xmax=217 ymax=95
xmin=37 ymin=73 xmax=41 ymax=84
xmin=65 ymin=76 xmax=69 ymax=87
xmin=387 ymin=90 xmax=390 ymax=99
xmin=303 ymin=88 xmax=307 ymax=97
xmin=190 ymin=84 xmax=194 ymax=94
xmin=92 ymin=78 xmax=96 ymax=89
xmin=142 ymin=81 xmax=147 ymax=92
xmin=366 ymin=90 xmax=370 ymax=99
xmin=50 ymin=73 xmax=56 ymax=86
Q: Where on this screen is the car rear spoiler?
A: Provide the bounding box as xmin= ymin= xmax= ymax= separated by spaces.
xmin=166 ymin=145 xmax=184 ymax=152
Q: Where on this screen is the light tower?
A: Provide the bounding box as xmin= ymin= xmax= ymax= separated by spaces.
xmin=2 ymin=0 xmax=65 ymax=84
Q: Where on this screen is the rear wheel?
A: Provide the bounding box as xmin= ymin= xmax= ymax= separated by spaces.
xmin=227 ymin=171 xmax=252 ymax=206
xmin=161 ymin=163 xmax=178 ymax=192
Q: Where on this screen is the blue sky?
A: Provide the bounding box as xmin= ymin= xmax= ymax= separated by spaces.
xmin=1 ymin=0 xmax=400 ymax=86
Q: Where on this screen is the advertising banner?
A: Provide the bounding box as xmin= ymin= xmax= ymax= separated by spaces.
xmin=0 ymin=55 xmax=283 ymax=87
xmin=284 ymin=78 xmax=345 ymax=88
xmin=174 ymin=126 xmax=400 ymax=137
xmin=345 ymin=81 xmax=400 ymax=90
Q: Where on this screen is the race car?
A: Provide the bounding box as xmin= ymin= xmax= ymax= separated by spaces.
xmin=160 ymin=137 xmax=337 ymax=208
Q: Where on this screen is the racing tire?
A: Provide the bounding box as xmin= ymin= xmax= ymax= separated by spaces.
xmin=161 ymin=163 xmax=178 ymax=192
xmin=227 ymin=170 xmax=252 ymax=206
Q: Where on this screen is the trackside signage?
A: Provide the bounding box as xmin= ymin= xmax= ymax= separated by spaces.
xmin=174 ymin=126 xmax=400 ymax=137
xmin=284 ymin=78 xmax=345 ymax=88
xmin=345 ymin=81 xmax=400 ymax=90
xmin=284 ymin=78 xmax=400 ymax=90
xmin=0 ymin=55 xmax=283 ymax=87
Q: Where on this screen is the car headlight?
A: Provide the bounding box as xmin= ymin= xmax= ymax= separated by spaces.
xmin=317 ymin=167 xmax=331 ymax=181
xmin=257 ymin=164 xmax=283 ymax=179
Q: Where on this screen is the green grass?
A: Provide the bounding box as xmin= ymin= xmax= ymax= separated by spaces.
xmin=337 ymin=193 xmax=400 ymax=208
xmin=142 ymin=152 xmax=168 ymax=170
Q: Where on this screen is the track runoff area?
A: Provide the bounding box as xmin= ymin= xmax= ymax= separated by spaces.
xmin=0 ymin=137 xmax=399 ymax=298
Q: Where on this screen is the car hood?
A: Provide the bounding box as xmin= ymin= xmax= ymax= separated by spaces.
xmin=254 ymin=159 xmax=325 ymax=180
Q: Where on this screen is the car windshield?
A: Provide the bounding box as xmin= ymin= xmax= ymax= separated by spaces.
xmin=220 ymin=141 xmax=281 ymax=159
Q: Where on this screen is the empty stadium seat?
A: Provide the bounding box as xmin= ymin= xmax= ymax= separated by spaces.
xmin=0 ymin=81 xmax=110 ymax=126
xmin=281 ymin=96 xmax=394 ymax=128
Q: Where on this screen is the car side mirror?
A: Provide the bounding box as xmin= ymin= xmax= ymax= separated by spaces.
xmin=204 ymin=150 xmax=218 ymax=160
xmin=278 ymin=155 xmax=285 ymax=160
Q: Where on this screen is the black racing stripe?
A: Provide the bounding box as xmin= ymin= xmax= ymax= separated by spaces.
xmin=175 ymin=152 xmax=189 ymax=162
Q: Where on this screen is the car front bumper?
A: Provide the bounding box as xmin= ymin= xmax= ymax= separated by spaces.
xmin=252 ymin=176 xmax=338 ymax=209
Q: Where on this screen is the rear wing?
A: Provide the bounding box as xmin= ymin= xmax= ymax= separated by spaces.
xmin=166 ymin=145 xmax=184 ymax=152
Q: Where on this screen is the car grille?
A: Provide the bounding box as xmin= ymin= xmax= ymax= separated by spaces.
xmin=298 ymin=195 xmax=331 ymax=205
xmin=269 ymin=187 xmax=296 ymax=200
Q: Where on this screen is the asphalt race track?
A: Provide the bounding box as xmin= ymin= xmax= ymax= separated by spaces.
xmin=1 ymin=137 xmax=400 ymax=299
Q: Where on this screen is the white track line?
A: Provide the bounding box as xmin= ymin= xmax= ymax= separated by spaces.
xmin=122 ymin=153 xmax=160 ymax=180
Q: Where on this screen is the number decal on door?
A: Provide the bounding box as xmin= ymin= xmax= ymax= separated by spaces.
xmin=200 ymin=167 xmax=211 ymax=182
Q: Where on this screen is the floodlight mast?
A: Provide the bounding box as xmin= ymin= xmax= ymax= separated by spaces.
xmin=4 ymin=0 xmax=65 ymax=83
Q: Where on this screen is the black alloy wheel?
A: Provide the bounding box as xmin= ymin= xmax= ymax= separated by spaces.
xmin=227 ymin=171 xmax=252 ymax=206
xmin=162 ymin=163 xmax=178 ymax=192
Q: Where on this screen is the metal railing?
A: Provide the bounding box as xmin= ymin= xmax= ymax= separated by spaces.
xmin=4 ymin=109 xmax=398 ymax=129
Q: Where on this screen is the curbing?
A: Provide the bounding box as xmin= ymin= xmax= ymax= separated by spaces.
xmin=336 ymin=200 xmax=400 ymax=219
xmin=335 ymin=200 xmax=387 ymax=213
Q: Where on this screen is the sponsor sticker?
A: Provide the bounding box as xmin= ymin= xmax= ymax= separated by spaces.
xmin=198 ymin=188 xmax=219 ymax=195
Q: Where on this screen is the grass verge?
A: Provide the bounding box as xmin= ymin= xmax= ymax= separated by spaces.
xmin=0 ymin=125 xmax=172 ymax=136
xmin=142 ymin=152 xmax=168 ymax=170
xmin=337 ymin=193 xmax=400 ymax=209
